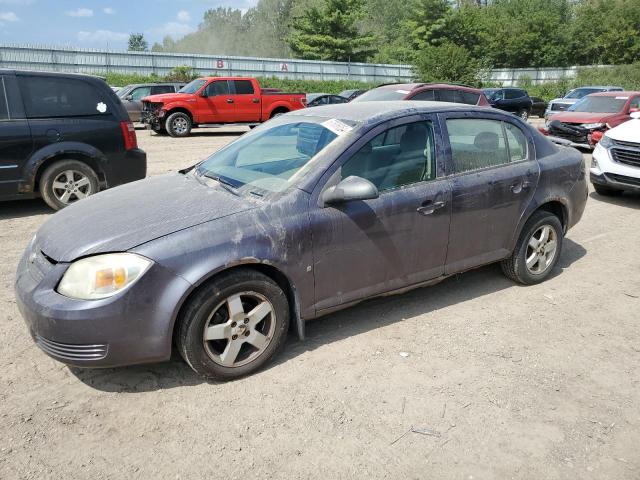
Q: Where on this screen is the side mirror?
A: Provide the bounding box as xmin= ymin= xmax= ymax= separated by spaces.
xmin=629 ymin=107 xmax=640 ymax=114
xmin=322 ymin=176 xmax=379 ymax=205
xmin=125 ymin=95 xmax=133 ymax=101
xmin=631 ymin=111 xmax=640 ymax=119
xmin=200 ymin=90 xmax=209 ymax=98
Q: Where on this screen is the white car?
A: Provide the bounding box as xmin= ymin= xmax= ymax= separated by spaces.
xmin=591 ymin=112 xmax=640 ymax=196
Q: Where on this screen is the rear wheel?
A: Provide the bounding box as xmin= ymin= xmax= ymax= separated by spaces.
xmin=501 ymin=211 xmax=563 ymax=285
xmin=593 ymin=184 xmax=623 ymax=196
xmin=166 ymin=112 xmax=192 ymax=138
xmin=177 ymin=269 xmax=290 ymax=380
xmin=518 ymin=109 xmax=530 ymax=121
xmin=39 ymin=160 xmax=99 ymax=210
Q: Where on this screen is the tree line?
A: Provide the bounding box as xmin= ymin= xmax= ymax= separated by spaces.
xmin=147 ymin=0 xmax=639 ymax=84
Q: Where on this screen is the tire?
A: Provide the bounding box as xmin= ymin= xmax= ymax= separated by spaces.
xmin=501 ymin=210 xmax=563 ymax=285
xmin=176 ymin=269 xmax=290 ymax=380
xmin=593 ymin=184 xmax=623 ymax=196
xmin=166 ymin=112 xmax=192 ymax=138
xmin=39 ymin=160 xmax=99 ymax=210
xmin=152 ymin=125 xmax=168 ymax=135
xmin=518 ymin=109 xmax=530 ymax=121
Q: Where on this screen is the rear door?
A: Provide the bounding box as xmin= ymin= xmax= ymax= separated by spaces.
xmin=441 ymin=114 xmax=539 ymax=274
xmin=0 ymin=75 xmax=33 ymax=198
xmin=197 ymin=80 xmax=236 ymax=123
xmin=18 ymin=74 xmax=122 ymax=169
xmin=230 ymin=80 xmax=261 ymax=122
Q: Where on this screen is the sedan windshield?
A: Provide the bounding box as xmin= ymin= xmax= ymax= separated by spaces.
xmin=179 ymin=79 xmax=207 ymax=94
xmin=569 ymin=96 xmax=627 ymax=113
xmin=351 ymin=88 xmax=407 ymax=102
xmin=195 ymin=120 xmax=347 ymax=194
xmin=565 ymin=88 xmax=602 ymax=99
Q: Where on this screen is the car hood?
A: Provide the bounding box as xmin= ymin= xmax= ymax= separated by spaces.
xmin=142 ymin=93 xmax=193 ymax=103
xmin=36 ymin=173 xmax=257 ymax=262
xmin=606 ymin=118 xmax=640 ymax=142
xmin=549 ymin=111 xmax=617 ymax=124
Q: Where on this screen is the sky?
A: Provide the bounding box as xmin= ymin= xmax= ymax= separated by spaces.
xmin=0 ymin=0 xmax=258 ymax=50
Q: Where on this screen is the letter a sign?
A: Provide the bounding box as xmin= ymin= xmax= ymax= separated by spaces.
xmin=281 ymin=63 xmax=289 ymax=72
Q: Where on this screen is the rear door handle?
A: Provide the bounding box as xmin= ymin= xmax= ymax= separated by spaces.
xmin=511 ymin=180 xmax=532 ymax=194
xmin=417 ymin=200 xmax=445 ymax=216
xmin=227 ymin=98 xmax=234 ymax=104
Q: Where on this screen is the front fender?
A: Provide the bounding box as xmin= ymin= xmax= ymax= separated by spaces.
xmin=20 ymin=142 xmax=108 ymax=193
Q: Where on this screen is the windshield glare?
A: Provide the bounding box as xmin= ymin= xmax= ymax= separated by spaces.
xmin=569 ymin=96 xmax=626 ymax=113
xmin=179 ymin=79 xmax=207 ymax=94
xmin=352 ymin=88 xmax=407 ymax=102
xmin=565 ymin=88 xmax=601 ymax=99
xmin=195 ymin=121 xmax=343 ymax=193
xmin=483 ymin=89 xmax=502 ymax=101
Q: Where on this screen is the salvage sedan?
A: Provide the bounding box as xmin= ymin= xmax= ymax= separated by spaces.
xmin=16 ymin=102 xmax=588 ymax=380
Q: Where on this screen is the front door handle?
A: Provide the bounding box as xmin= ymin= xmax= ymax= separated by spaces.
xmin=417 ymin=200 xmax=445 ymax=216
xmin=510 ymin=180 xmax=532 ymax=194
xmin=252 ymin=98 xmax=260 ymax=104
xmin=227 ymin=98 xmax=234 ymax=104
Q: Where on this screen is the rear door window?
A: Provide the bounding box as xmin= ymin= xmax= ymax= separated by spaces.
xmin=504 ymin=123 xmax=528 ymax=161
xmin=446 ymin=118 xmax=509 ymax=174
xmin=505 ymin=89 xmax=525 ymax=99
xmin=19 ymin=76 xmax=112 ymax=118
xmin=151 ymin=85 xmax=175 ymax=95
xmin=233 ymin=80 xmax=255 ymax=95
xmin=0 ymin=77 xmax=9 ymax=120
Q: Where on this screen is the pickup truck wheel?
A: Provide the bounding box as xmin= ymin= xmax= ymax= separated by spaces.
xmin=39 ymin=160 xmax=99 ymax=210
xmin=501 ymin=211 xmax=563 ymax=285
xmin=166 ymin=112 xmax=192 ymax=138
xmin=593 ymin=184 xmax=623 ymax=196
xmin=518 ymin=109 xmax=530 ymax=121
xmin=152 ymin=125 xmax=168 ymax=135
xmin=176 ymin=269 xmax=290 ymax=380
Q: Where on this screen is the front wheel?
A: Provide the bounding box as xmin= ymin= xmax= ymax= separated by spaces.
xmin=176 ymin=269 xmax=290 ymax=380
xmin=518 ymin=109 xmax=530 ymax=121
xmin=166 ymin=112 xmax=192 ymax=138
xmin=501 ymin=211 xmax=563 ymax=285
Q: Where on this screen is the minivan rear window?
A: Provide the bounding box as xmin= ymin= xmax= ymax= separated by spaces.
xmin=0 ymin=78 xmax=8 ymax=120
xmin=19 ymin=76 xmax=111 ymax=119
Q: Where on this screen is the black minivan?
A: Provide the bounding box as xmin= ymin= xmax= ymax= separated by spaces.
xmin=0 ymin=70 xmax=146 ymax=210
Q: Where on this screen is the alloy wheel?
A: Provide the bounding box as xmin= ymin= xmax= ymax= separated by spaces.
xmin=51 ymin=170 xmax=92 ymax=205
xmin=202 ymin=291 xmax=276 ymax=368
xmin=526 ymin=225 xmax=558 ymax=274
xmin=172 ymin=117 xmax=189 ymax=135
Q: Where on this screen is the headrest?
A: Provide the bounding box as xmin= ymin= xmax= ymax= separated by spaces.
xmin=474 ymin=132 xmax=499 ymax=151
xmin=400 ymin=127 xmax=426 ymax=152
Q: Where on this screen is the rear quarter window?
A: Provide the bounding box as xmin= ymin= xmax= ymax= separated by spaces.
xmin=0 ymin=77 xmax=8 ymax=120
xmin=234 ymin=80 xmax=255 ymax=95
xmin=19 ymin=76 xmax=112 ymax=118
xmin=458 ymin=91 xmax=481 ymax=105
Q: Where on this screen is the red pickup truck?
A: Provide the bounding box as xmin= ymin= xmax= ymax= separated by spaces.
xmin=141 ymin=77 xmax=307 ymax=137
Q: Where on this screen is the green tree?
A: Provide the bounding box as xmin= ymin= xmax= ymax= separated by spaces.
xmin=415 ymin=43 xmax=486 ymax=86
xmin=127 ymin=33 xmax=148 ymax=52
xmin=287 ymin=0 xmax=377 ymax=62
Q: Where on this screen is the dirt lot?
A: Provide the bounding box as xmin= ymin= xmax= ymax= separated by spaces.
xmin=1 ymin=126 xmax=639 ymax=480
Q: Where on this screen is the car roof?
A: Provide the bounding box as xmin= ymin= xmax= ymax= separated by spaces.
xmin=123 ymin=82 xmax=183 ymax=87
xmin=0 ymin=69 xmax=106 ymax=81
xmin=288 ymin=100 xmax=491 ymax=123
xmin=573 ymin=86 xmax=623 ymax=90
xmin=589 ymin=91 xmax=640 ymax=97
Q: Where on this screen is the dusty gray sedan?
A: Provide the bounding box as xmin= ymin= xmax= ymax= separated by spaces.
xmin=15 ymin=102 xmax=588 ymax=380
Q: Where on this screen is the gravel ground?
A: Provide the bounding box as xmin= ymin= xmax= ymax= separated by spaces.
xmin=1 ymin=125 xmax=639 ymax=479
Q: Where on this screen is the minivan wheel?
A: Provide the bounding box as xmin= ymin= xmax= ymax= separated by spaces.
xmin=166 ymin=112 xmax=192 ymax=138
xmin=39 ymin=160 xmax=99 ymax=210
xmin=501 ymin=211 xmax=563 ymax=285
xmin=177 ymin=269 xmax=290 ymax=380
xmin=518 ymin=109 xmax=529 ymax=121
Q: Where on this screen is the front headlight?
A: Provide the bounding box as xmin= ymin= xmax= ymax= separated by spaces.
xmin=598 ymin=135 xmax=614 ymax=149
xmin=57 ymin=253 xmax=153 ymax=300
xmin=581 ymin=123 xmax=605 ymax=130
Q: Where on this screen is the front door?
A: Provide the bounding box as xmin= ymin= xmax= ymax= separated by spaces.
xmin=0 ymin=75 xmax=32 ymax=197
xmin=197 ymin=80 xmax=236 ymax=124
xmin=310 ymin=117 xmax=452 ymax=312
xmin=441 ymin=115 xmax=540 ymax=274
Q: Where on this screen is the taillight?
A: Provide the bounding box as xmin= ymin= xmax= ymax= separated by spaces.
xmin=120 ymin=121 xmax=137 ymax=150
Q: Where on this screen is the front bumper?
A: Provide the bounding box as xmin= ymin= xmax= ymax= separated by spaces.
xmin=15 ymin=243 xmax=192 ymax=368
xmin=590 ymin=143 xmax=640 ymax=191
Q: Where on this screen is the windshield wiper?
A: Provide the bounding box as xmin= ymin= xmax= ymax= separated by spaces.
xmin=203 ymin=173 xmax=240 ymax=196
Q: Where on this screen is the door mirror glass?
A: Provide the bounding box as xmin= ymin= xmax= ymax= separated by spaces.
xmin=125 ymin=95 xmax=133 ymax=101
xmin=322 ymin=176 xmax=379 ymax=205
